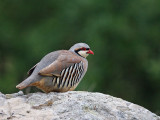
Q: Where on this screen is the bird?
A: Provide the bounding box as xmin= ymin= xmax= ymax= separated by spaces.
xmin=16 ymin=43 xmax=94 ymax=93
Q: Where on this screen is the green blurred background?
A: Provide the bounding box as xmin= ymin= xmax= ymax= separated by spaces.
xmin=0 ymin=0 xmax=160 ymax=115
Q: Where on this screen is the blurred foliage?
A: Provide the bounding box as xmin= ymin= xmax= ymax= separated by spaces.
xmin=0 ymin=0 xmax=160 ymax=114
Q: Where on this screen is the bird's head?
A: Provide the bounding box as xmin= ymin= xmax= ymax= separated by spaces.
xmin=69 ymin=43 xmax=94 ymax=58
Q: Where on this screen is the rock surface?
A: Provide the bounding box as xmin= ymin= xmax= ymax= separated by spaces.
xmin=0 ymin=91 xmax=159 ymax=120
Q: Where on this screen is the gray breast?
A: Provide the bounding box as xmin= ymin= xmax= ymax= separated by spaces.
xmin=52 ymin=61 xmax=84 ymax=89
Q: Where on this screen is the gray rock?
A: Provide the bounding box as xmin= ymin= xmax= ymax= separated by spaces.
xmin=0 ymin=91 xmax=159 ymax=120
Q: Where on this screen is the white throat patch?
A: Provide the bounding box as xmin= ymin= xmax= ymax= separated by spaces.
xmin=78 ymin=51 xmax=89 ymax=58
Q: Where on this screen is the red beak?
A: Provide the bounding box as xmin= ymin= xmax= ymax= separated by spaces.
xmin=87 ymin=49 xmax=94 ymax=55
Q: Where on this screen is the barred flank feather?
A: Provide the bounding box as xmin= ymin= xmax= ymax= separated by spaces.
xmin=52 ymin=61 xmax=84 ymax=89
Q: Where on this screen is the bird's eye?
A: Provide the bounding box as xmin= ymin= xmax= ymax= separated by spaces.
xmin=81 ymin=47 xmax=86 ymax=50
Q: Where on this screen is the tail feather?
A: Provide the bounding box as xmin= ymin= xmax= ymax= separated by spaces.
xmin=16 ymin=78 xmax=33 ymax=90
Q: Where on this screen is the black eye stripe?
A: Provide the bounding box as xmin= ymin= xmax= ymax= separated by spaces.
xmin=75 ymin=48 xmax=89 ymax=52
xmin=74 ymin=48 xmax=90 ymax=57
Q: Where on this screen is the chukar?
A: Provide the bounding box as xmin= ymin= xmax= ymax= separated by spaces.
xmin=16 ymin=43 xmax=94 ymax=93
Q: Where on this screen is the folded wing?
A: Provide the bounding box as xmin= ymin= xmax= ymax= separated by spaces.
xmin=38 ymin=52 xmax=82 ymax=77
